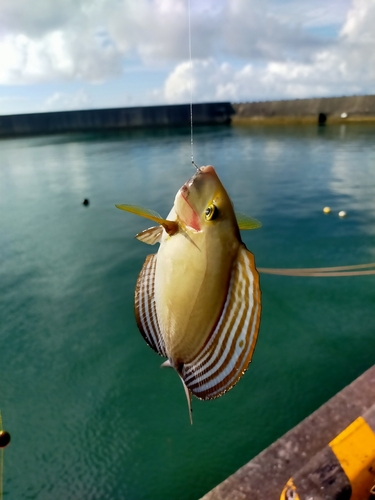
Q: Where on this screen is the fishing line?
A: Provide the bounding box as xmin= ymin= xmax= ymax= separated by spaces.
xmin=188 ymin=0 xmax=199 ymax=170
xmin=258 ymin=262 xmax=375 ymax=277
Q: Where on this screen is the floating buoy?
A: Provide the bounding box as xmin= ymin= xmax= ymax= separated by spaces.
xmin=83 ymin=198 xmax=90 ymax=206
xmin=341 ymin=112 xmax=348 ymax=118
xmin=338 ymin=210 xmax=347 ymax=217
xmin=0 ymin=430 xmax=11 ymax=448
xmin=323 ymin=207 xmax=331 ymax=214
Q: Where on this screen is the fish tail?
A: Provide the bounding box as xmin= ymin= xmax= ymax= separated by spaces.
xmin=179 ymin=376 xmax=193 ymax=425
xmin=161 ymin=360 xmax=193 ymax=425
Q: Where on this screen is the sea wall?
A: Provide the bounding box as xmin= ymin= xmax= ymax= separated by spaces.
xmin=232 ymin=94 xmax=375 ymax=124
xmin=1 ymin=95 xmax=375 ymax=138
xmin=0 ymin=102 xmax=234 ymax=138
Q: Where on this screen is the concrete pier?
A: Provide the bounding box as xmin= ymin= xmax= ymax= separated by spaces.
xmin=200 ymin=365 xmax=375 ymax=500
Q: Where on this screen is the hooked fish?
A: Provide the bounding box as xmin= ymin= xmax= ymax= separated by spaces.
xmin=117 ymin=165 xmax=262 ymax=422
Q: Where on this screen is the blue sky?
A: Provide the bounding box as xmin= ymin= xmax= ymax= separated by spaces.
xmin=0 ymin=0 xmax=374 ymax=115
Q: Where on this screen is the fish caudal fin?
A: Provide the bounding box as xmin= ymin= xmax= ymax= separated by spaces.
xmin=179 ymin=374 xmax=193 ymax=425
xmin=182 ymin=245 xmax=261 ymax=400
xmin=162 ymin=360 xmax=193 ymax=425
xmin=135 ymin=254 xmax=167 ymax=357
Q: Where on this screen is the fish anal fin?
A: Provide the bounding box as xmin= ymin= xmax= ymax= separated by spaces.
xmin=134 ymin=254 xmax=167 ymax=357
xmin=182 ymin=245 xmax=261 ymax=400
xmin=136 ymin=226 xmax=164 ymax=245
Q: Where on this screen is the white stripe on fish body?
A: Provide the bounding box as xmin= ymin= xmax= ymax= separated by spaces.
xmin=187 ymin=250 xmax=258 ymax=399
xmin=182 ymin=260 xmax=240 ymax=382
xmin=183 ymin=248 xmax=253 ymax=382
xmin=182 ymin=247 xmax=261 ymax=399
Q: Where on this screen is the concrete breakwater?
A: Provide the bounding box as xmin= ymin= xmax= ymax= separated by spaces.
xmin=1 ymin=95 xmax=375 ymax=137
xmin=233 ymin=94 xmax=375 ymax=124
xmin=0 ymin=102 xmax=234 ymax=138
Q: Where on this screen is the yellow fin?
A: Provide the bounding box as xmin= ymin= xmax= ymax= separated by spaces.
xmin=235 ymin=212 xmax=262 ymax=230
xmin=116 ymin=204 xmax=178 ymax=235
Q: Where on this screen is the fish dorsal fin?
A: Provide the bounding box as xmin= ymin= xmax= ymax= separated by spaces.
xmin=235 ymin=212 xmax=262 ymax=230
xmin=136 ymin=226 xmax=164 ymax=245
xmin=134 ymin=254 xmax=167 ymax=357
xmin=116 ymin=204 xmax=178 ymax=235
xmin=182 ymin=245 xmax=261 ymax=400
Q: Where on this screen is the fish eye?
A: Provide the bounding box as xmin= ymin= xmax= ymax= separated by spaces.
xmin=205 ymin=203 xmax=218 ymax=221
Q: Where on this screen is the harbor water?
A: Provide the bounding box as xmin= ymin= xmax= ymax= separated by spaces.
xmin=0 ymin=123 xmax=374 ymax=499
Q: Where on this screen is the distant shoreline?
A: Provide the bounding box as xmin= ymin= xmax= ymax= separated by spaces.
xmin=1 ymin=95 xmax=375 ymax=137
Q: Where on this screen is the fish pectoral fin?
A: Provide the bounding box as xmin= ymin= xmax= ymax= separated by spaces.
xmin=116 ymin=203 xmax=163 ymax=220
xmin=136 ymin=226 xmax=164 ymax=245
xmin=116 ymin=204 xmax=178 ymax=235
xmin=235 ymin=211 xmax=262 ymax=230
xmin=182 ymin=245 xmax=261 ymax=401
xmin=134 ymin=254 xmax=167 ymax=357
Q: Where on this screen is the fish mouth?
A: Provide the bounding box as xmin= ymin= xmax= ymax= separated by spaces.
xmin=177 ymin=166 xmax=216 ymax=232
xmin=179 ymin=183 xmax=201 ymax=231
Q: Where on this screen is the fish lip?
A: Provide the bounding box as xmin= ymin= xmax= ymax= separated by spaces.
xmin=179 ymin=187 xmax=201 ymax=231
xmin=177 ymin=166 xmax=214 ymax=231
xmin=178 ymin=170 xmax=205 ymax=232
xmin=183 ymin=165 xmax=205 ymax=191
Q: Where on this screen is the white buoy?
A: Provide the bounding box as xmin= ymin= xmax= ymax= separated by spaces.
xmin=323 ymin=207 xmax=331 ymax=214
xmin=338 ymin=210 xmax=347 ymax=217
xmin=341 ymin=112 xmax=348 ymax=118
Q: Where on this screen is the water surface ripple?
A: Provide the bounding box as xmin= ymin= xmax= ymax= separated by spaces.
xmin=0 ymin=124 xmax=374 ymax=499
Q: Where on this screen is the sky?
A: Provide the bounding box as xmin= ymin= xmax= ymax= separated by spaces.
xmin=0 ymin=0 xmax=374 ymax=115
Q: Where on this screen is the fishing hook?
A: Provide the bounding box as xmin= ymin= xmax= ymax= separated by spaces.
xmin=192 ymin=160 xmax=200 ymax=172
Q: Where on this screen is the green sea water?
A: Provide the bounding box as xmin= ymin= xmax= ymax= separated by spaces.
xmin=0 ymin=123 xmax=374 ymax=499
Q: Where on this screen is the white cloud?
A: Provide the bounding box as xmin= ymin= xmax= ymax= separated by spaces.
xmin=0 ymin=0 xmax=352 ymax=86
xmin=160 ymin=0 xmax=375 ymax=103
xmin=0 ymin=28 xmax=122 ymax=84
xmin=0 ymin=0 xmax=85 ymax=36
xmin=0 ymin=0 xmax=374 ymax=111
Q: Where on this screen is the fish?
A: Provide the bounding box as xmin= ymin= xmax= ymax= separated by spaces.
xmin=116 ymin=165 xmax=262 ymax=423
